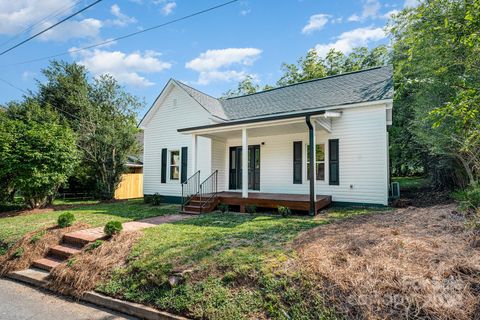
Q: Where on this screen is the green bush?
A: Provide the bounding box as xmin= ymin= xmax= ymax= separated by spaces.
xmin=152 ymin=193 xmax=162 ymax=206
xmin=245 ymin=205 xmax=257 ymax=214
xmin=86 ymin=240 xmax=104 ymax=251
xmin=104 ymin=221 xmax=123 ymax=237
xmin=278 ymin=206 xmax=291 ymax=217
xmin=218 ymin=203 xmax=229 ymax=213
xmin=453 ymin=183 xmax=480 ymax=213
xmin=12 ymin=247 xmax=24 ymax=259
xmin=57 ymin=212 xmax=75 ymax=228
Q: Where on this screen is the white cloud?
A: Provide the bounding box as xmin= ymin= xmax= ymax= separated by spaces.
xmin=404 ymin=0 xmax=420 ymax=7
xmin=302 ymin=14 xmax=330 ymax=34
xmin=110 ymin=4 xmax=137 ymax=26
xmin=186 ymin=48 xmax=262 ymax=85
xmin=72 ymin=49 xmax=171 ymax=87
xmin=348 ymin=0 xmax=382 ymax=22
xmin=314 ymin=27 xmax=386 ymax=56
xmin=38 ymin=18 xmax=103 ymax=41
xmin=240 ymin=9 xmax=251 ymax=16
xmin=0 ymin=0 xmax=77 ymax=35
xmin=383 ymin=9 xmax=399 ymax=19
xmin=161 ymin=2 xmax=176 ymax=15
xmin=21 ymin=71 xmax=35 ymax=81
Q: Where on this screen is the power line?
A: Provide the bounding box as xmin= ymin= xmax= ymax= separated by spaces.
xmin=0 ymin=0 xmax=103 ymax=56
xmin=0 ymin=0 xmax=85 ymax=49
xmin=0 ymin=77 xmax=29 ymax=95
xmin=0 ymin=0 xmax=239 ymax=67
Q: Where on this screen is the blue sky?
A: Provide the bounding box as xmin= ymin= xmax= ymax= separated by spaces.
xmin=0 ymin=0 xmax=413 ymax=118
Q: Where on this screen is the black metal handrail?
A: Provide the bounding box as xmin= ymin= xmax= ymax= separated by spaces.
xmin=199 ymin=170 xmax=218 ymax=213
xmin=181 ymin=170 xmax=200 ymax=211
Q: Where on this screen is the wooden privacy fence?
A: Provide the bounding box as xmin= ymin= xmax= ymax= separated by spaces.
xmin=114 ymin=173 xmax=143 ymax=200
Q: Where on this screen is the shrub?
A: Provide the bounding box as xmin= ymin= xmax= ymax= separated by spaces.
xmin=29 ymin=231 xmax=46 ymax=244
xmin=104 ymin=221 xmax=123 ymax=237
xmin=12 ymin=247 xmax=24 ymax=259
xmin=86 ymin=240 xmax=104 ymax=251
xmin=245 ymin=205 xmax=257 ymax=214
xmin=278 ymin=206 xmax=291 ymax=217
xmin=218 ymin=203 xmax=229 ymax=213
xmin=152 ymin=193 xmax=162 ymax=206
xmin=57 ymin=212 xmax=75 ymax=228
xmin=453 ymin=183 xmax=480 ymax=213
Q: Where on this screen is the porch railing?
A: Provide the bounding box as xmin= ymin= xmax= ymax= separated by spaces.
xmin=181 ymin=170 xmax=200 ymax=211
xmin=199 ymin=170 xmax=218 ymax=213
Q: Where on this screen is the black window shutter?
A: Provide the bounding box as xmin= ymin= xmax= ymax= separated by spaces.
xmin=293 ymin=141 xmax=302 ymax=184
xmin=181 ymin=147 xmax=188 ymax=183
xmin=161 ymin=148 xmax=167 ymax=183
xmin=329 ymin=139 xmax=339 ymax=185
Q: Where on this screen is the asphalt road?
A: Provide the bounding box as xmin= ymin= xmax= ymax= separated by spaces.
xmin=0 ymin=278 xmax=137 ymax=320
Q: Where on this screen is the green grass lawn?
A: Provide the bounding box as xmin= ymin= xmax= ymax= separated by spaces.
xmin=0 ymin=200 xmax=179 ymax=249
xmin=98 ymin=206 xmax=386 ymax=320
xmin=392 ymin=176 xmax=429 ymax=190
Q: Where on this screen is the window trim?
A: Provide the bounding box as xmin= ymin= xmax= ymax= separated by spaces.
xmin=169 ymin=149 xmax=180 ymax=181
xmin=305 ymin=143 xmax=326 ymax=181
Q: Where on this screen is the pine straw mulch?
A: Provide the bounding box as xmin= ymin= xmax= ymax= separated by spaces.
xmin=0 ymin=223 xmax=90 ymax=275
xmin=48 ymin=231 xmax=142 ymax=297
xmin=289 ymin=204 xmax=480 ymax=320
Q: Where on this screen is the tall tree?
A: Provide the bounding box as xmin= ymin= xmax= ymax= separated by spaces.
xmin=36 ymin=61 xmax=143 ymax=199
xmin=390 ymin=0 xmax=480 ymax=187
xmin=1 ymin=100 xmax=78 ymax=208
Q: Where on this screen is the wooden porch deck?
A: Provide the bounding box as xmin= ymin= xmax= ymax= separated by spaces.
xmin=217 ymin=192 xmax=332 ymax=214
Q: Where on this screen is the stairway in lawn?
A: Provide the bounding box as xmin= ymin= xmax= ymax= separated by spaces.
xmin=32 ymin=228 xmax=107 ymax=272
xmin=9 ymin=228 xmax=108 ymax=285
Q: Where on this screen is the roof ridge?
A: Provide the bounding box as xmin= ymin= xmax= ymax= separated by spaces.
xmin=224 ymin=65 xmax=391 ymax=100
xmin=173 ymin=79 xmax=220 ymax=101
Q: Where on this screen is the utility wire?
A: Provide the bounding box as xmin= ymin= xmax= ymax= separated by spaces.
xmin=0 ymin=76 xmax=29 ymax=95
xmin=0 ymin=0 xmax=103 ymax=56
xmin=0 ymin=0 xmax=239 ymax=67
xmin=0 ymin=0 xmax=85 ymax=49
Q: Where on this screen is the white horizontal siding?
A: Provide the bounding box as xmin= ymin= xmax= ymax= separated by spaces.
xmin=221 ymin=104 xmax=389 ymax=205
xmin=143 ymin=85 xmax=213 ymax=196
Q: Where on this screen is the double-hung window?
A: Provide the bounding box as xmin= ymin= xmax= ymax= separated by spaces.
xmin=306 ymin=144 xmax=325 ymax=180
xmin=170 ymin=150 xmax=180 ymax=180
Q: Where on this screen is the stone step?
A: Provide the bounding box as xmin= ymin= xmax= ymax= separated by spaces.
xmin=32 ymin=257 xmax=62 ymax=271
xmin=7 ymin=268 xmax=50 ymax=288
xmin=49 ymin=244 xmax=82 ymax=260
xmin=63 ymin=228 xmax=106 ymax=247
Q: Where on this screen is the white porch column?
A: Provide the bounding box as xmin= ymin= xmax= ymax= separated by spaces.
xmin=242 ymin=128 xmax=248 ymax=198
xmin=191 ymin=134 xmax=197 ymax=175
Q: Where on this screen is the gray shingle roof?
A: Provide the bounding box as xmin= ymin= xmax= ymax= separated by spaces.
xmin=175 ymin=66 xmax=393 ymax=121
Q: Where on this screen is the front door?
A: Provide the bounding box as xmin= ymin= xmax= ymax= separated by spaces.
xmin=229 ymin=145 xmax=260 ymax=190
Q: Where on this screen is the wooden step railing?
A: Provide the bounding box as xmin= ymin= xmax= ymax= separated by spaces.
xmin=199 ymin=170 xmax=218 ymax=213
xmin=181 ymin=170 xmax=200 ymax=211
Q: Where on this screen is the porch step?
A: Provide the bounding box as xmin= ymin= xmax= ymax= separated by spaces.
xmin=32 ymin=257 xmax=63 ymax=271
xmin=180 ymin=210 xmax=202 ymax=215
xmin=49 ymin=244 xmax=82 ymax=260
xmin=184 ymin=205 xmax=202 ymax=213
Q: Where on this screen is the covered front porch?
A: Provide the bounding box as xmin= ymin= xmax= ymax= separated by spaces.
xmin=181 ymin=110 xmax=341 ymax=215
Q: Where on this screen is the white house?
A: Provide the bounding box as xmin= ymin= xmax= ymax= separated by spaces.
xmin=139 ymin=66 xmax=393 ymax=215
